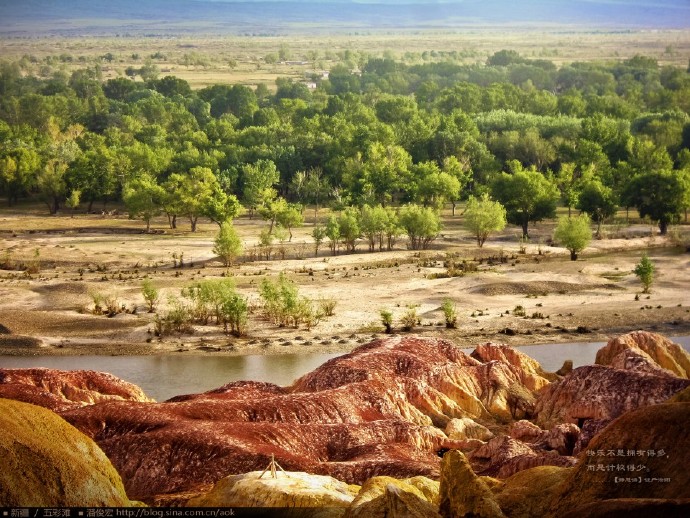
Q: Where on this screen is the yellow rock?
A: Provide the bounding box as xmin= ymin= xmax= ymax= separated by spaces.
xmin=345 ymin=475 xmax=440 ymax=518
xmin=0 ymin=398 xmax=133 ymax=507
xmin=188 ymin=470 xmax=358 ymax=516
xmin=439 ymin=450 xmax=506 ymax=518
xmin=493 ymin=465 xmax=571 ymax=518
xmin=595 ymin=331 xmax=690 ymax=378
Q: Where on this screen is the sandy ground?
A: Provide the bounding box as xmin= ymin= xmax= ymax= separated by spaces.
xmin=0 ymin=210 xmax=688 ymax=358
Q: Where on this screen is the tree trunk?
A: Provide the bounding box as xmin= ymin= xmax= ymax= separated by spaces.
xmin=145 ymin=218 xmax=151 ymax=233
xmin=570 ymin=250 xmax=578 ymax=261
xmin=171 ymin=214 xmax=177 ymax=229
xmin=452 ymin=201 xmax=456 ymax=216
xmin=659 ymin=220 xmax=668 ymax=235
xmin=190 ymin=216 xmax=198 ymax=232
xmin=521 ymin=220 xmax=529 ymax=239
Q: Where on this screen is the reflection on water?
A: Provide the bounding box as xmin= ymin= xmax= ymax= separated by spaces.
xmin=1 ymin=337 xmax=688 ymax=402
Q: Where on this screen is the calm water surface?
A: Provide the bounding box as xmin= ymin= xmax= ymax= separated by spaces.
xmin=1 ymin=337 xmax=688 ymax=402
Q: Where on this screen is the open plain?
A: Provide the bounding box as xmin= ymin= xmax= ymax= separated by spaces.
xmin=0 ymin=206 xmax=688 ymax=358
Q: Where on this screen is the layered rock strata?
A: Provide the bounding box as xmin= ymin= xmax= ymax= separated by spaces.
xmin=0 ymin=368 xmax=153 ymax=411
xmin=595 ymin=330 xmax=690 ymax=378
xmin=58 ymin=337 xmax=549 ymax=502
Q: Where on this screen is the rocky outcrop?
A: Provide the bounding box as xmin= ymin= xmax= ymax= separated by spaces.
xmin=59 ymin=337 xmax=549 ymax=502
xmin=493 ymin=466 xmax=571 ymax=518
xmin=548 ymin=400 xmax=690 ymax=515
xmin=468 ymin=435 xmax=576 ymax=479
xmin=561 ymin=499 xmax=690 ymax=518
xmin=508 ymin=420 xmax=543 ymax=443
xmin=0 ymin=368 xmax=153 ymax=411
xmin=470 ymin=343 xmax=556 ymax=391
xmin=534 ymin=364 xmax=689 ymax=430
xmin=509 ymin=421 xmax=580 ymax=456
xmin=187 ymin=471 xmax=358 ymax=513
xmin=595 ymin=331 xmax=690 ymax=378
xmin=439 ymin=450 xmax=506 ymax=518
xmin=607 ymin=348 xmax=678 ymax=377
xmin=345 ymin=476 xmax=440 ymax=518
xmin=445 ymin=417 xmax=494 ymax=442
xmin=294 ymin=337 xmax=549 ymax=424
xmin=0 ymin=398 xmax=135 ymax=507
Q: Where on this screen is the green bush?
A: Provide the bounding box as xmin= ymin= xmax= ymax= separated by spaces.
xmin=155 ymin=296 xmax=194 ymax=335
xmin=319 ymin=298 xmax=337 ymax=317
xmin=634 ymin=254 xmax=655 ymax=293
xmin=182 ymin=279 xmax=238 ymax=325
xmin=380 ymin=309 xmax=393 ymax=334
xmin=259 ymin=272 xmax=318 ymax=328
xmin=214 ymin=220 xmax=243 ymax=266
xmin=312 ymin=226 xmax=327 ymax=256
xmin=219 ymin=291 xmax=248 ymax=336
xmin=141 ymin=279 xmax=160 ymax=312
xmin=400 ymin=306 xmax=419 ymax=331
xmin=553 ymin=214 xmax=592 ymax=261
xmin=398 ymin=204 xmax=440 ymax=250
xmin=441 ymin=298 xmax=457 ymax=328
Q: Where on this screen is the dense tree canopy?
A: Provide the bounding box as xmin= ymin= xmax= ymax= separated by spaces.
xmin=0 ymin=49 xmax=688 ymax=239
xmin=491 ymin=162 xmax=560 ymax=238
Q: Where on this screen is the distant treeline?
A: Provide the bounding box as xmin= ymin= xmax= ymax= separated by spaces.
xmin=0 ymin=50 xmax=689 ymax=235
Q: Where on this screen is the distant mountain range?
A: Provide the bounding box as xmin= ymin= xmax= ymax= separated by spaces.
xmin=1 ymin=0 xmax=688 ymax=36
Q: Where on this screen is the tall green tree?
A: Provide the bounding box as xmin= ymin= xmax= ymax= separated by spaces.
xmin=213 ymin=220 xmax=243 ymax=266
xmin=576 ymin=180 xmax=617 ymax=237
xmin=399 ymin=204 xmax=440 ymax=250
xmin=164 ymin=167 xmax=225 ymax=232
xmin=625 ymin=170 xmax=687 ymax=234
xmin=122 ymin=173 xmax=166 ymax=232
xmin=241 ymin=159 xmax=279 ymax=218
xmin=491 ymin=161 xmax=560 ymax=237
xmin=553 ymin=214 xmax=593 ymax=261
xmin=463 ymin=194 xmax=507 ymax=247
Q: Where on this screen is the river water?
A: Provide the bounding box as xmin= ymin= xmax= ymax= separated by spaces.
xmin=1 ymin=337 xmax=689 ymax=402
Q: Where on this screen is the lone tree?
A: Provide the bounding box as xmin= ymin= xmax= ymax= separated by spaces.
xmin=463 ymin=194 xmax=507 ymax=247
xmin=399 ymin=204 xmax=441 ymax=250
xmin=553 ymin=214 xmax=592 ymax=261
xmin=577 ymin=180 xmax=617 ymax=238
xmin=634 ymin=254 xmax=655 ymax=293
xmin=625 ymin=170 xmax=686 ymax=235
xmin=213 ymin=220 xmax=243 ymax=266
xmin=492 ymin=162 xmax=560 ymax=238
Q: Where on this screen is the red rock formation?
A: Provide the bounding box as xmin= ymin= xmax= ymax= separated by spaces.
xmin=468 ymin=435 xmax=577 ymax=479
xmin=508 ymin=420 xmax=544 ymax=443
xmin=57 ymin=337 xmax=548 ymax=503
xmin=595 ymin=330 xmax=690 ymax=378
xmin=470 ymin=343 xmax=556 ymax=391
xmin=0 ymin=368 xmax=153 ymax=411
xmin=294 ymin=337 xmax=549 ymax=424
xmin=534 ymin=365 xmax=689 ymax=430
xmin=548 ymin=400 xmax=690 ymax=515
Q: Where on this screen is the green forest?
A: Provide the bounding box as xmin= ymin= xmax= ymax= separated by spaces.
xmin=1 ymin=49 xmax=689 ymax=248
